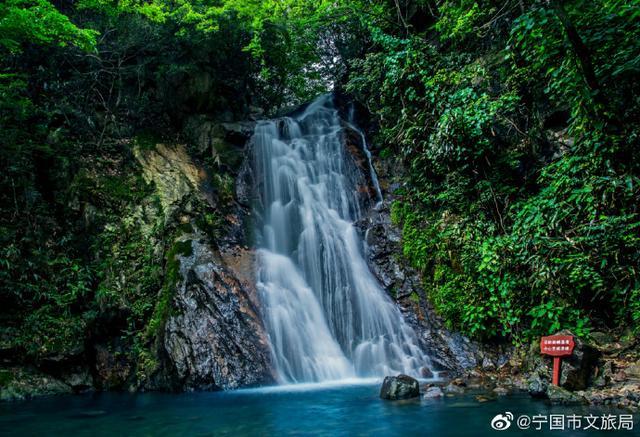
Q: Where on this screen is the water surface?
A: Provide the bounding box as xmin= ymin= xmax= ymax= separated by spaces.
xmin=0 ymin=383 xmax=627 ymax=436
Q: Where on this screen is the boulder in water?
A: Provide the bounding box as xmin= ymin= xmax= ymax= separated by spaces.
xmin=423 ymin=386 xmax=444 ymax=399
xmin=380 ymin=374 xmax=420 ymax=400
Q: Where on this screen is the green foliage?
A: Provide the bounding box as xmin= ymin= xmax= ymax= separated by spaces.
xmin=349 ymin=0 xmax=640 ymax=342
xmin=0 ymin=0 xmax=349 ymax=373
xmin=435 ymin=0 xmax=489 ymax=42
xmin=0 ymin=0 xmax=97 ymax=53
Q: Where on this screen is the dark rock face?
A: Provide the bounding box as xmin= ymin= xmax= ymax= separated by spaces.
xmin=340 ymin=102 xmax=519 ymax=378
xmin=163 ymin=239 xmax=273 ymax=390
xmin=183 ymin=115 xmax=255 ymax=159
xmin=341 ymin=123 xmax=379 ymax=205
xmin=135 ymin=139 xmax=274 ymax=392
xmin=559 ymin=333 xmax=599 ymax=390
xmin=94 ymin=344 xmax=132 ymax=390
xmin=380 ymin=374 xmax=420 ymax=400
xmin=355 ymin=201 xmax=484 ymax=373
xmin=37 ymin=349 xmax=95 ymax=394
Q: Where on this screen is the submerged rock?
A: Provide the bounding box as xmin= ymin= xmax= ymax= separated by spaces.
xmin=380 ymin=374 xmax=420 ymax=400
xmin=475 ymin=394 xmax=496 ymax=403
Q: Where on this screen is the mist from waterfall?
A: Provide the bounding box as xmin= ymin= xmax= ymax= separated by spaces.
xmin=252 ymin=94 xmax=431 ymax=384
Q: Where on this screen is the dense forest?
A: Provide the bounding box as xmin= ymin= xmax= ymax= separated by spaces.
xmin=1 ymin=0 xmax=639 ymax=391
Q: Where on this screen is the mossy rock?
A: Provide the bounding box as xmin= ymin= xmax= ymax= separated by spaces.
xmin=0 ymin=369 xmax=71 ymax=401
xmin=547 ymin=385 xmax=587 ymax=405
xmin=145 ymin=238 xmax=194 ymax=339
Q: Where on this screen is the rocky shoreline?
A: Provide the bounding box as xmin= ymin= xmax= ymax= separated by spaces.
xmin=415 ymin=331 xmax=640 ymax=410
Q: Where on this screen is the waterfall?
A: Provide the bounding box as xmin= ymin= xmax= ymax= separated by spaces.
xmin=252 ymin=94 xmax=431 ymax=384
xmin=346 ymin=104 xmax=383 ymax=208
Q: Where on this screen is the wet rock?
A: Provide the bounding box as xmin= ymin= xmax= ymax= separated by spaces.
xmin=445 ymin=383 xmax=465 ymax=394
xmin=465 ymin=377 xmax=486 ymax=390
xmin=35 ymin=347 xmax=94 ymax=394
xmin=513 ymin=377 xmax=529 ymax=391
xmin=341 ymin=123 xmax=379 ymax=204
xmin=423 ymin=386 xmax=444 ymax=399
xmin=593 ymin=361 xmax=614 ymax=388
xmin=528 ymin=374 xmax=548 ymax=398
xmin=63 ymin=370 xmax=94 ymax=393
xmin=624 ymin=360 xmax=640 ymax=381
xmin=0 ymin=368 xmax=71 ymax=401
xmin=493 ymin=386 xmax=509 ymax=396
xmin=163 ymin=239 xmax=272 ymax=390
xmin=235 ymin=157 xmax=255 ymax=207
xmin=421 ymin=367 xmax=434 ymax=378
xmin=94 ymin=344 xmax=132 ymax=390
xmin=380 ymin=374 xmax=420 ymax=400
xmin=547 ymin=385 xmax=587 ymax=405
xmin=355 ymin=200 xmax=481 ymax=373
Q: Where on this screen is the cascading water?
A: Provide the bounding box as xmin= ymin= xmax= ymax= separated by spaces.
xmin=346 ymin=104 xmax=383 ymax=208
xmin=252 ymin=94 xmax=431 ymax=384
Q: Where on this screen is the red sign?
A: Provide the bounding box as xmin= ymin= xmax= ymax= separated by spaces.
xmin=540 ymin=335 xmax=575 ymax=357
xmin=540 ymin=335 xmax=575 ymax=386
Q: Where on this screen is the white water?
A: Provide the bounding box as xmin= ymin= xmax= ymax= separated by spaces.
xmin=252 ymin=94 xmax=431 ymax=384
